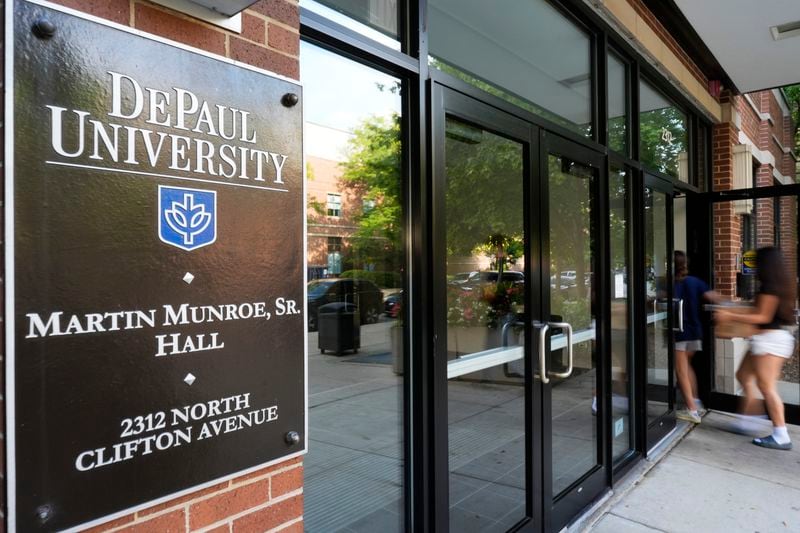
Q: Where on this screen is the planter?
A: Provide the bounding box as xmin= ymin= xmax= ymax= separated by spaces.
xmin=447 ymin=325 xmax=496 ymax=358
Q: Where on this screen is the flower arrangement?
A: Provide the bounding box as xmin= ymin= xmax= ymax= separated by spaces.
xmin=447 ymin=282 xmax=524 ymax=328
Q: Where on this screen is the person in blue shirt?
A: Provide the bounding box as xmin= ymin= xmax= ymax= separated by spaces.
xmin=674 ymin=251 xmax=719 ymax=424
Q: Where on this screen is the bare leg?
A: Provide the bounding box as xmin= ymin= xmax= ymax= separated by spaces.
xmin=753 ymin=354 xmax=787 ymax=428
xmin=736 ymin=354 xmax=764 ymax=415
xmin=675 ymin=349 xmax=697 ymax=411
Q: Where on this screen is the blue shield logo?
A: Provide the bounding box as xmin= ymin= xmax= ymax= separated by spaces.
xmin=158 ymin=185 xmax=217 ymax=251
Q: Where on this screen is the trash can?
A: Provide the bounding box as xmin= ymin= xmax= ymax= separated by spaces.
xmin=318 ymin=302 xmax=360 ymax=355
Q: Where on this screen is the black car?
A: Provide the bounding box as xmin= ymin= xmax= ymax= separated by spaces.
xmin=307 ymin=278 xmax=384 ymax=331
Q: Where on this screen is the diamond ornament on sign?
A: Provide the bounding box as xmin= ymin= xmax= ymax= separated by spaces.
xmin=184 ymin=373 xmax=196 ymax=386
xmin=183 ymin=272 xmax=195 ymax=284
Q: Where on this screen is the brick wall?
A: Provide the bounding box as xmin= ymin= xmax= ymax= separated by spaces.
xmin=54 ymin=0 xmax=300 ymax=79
xmin=627 ymin=0 xmax=710 ymax=90
xmin=712 ymin=102 xmax=741 ymax=298
xmin=736 ymin=96 xmax=760 ymax=146
xmin=779 ymin=195 xmax=798 ymax=299
xmin=4 ymin=1 xmax=304 ymax=532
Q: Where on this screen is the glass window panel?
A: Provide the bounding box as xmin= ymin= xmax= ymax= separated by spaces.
xmin=429 ymin=0 xmax=592 ymax=137
xmin=301 ymin=0 xmax=401 ymax=50
xmin=639 ymin=80 xmax=688 ymax=180
xmin=444 ymin=117 xmax=527 ymax=530
xmin=301 ymin=41 xmax=405 ymax=532
xmin=608 ymin=52 xmax=628 ymax=155
xmin=610 ymin=166 xmax=632 ymax=462
xmin=548 ymin=154 xmax=599 ymax=494
xmin=645 ymin=186 xmax=671 ymax=424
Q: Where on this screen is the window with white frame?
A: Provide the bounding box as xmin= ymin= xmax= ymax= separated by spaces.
xmin=327 ymin=193 xmax=342 ymax=217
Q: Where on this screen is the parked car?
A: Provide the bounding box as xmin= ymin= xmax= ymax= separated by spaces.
xmin=448 ymin=271 xmax=477 ymax=286
xmin=384 ymin=291 xmax=403 ymax=318
xmin=307 ymin=278 xmax=383 ymax=331
xmin=462 ymin=270 xmax=524 ymax=288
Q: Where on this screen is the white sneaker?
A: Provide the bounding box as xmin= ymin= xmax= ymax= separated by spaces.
xmin=695 ymin=399 xmax=707 ymax=416
xmin=676 ymin=409 xmax=701 ymax=424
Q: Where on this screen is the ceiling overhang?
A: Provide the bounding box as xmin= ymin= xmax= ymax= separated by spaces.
xmin=672 ymin=0 xmax=800 ymax=93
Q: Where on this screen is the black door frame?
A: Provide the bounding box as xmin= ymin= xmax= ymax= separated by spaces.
xmin=703 ymin=185 xmax=800 ymax=425
xmin=641 ymin=173 xmax=677 ymax=450
xmin=540 ymin=132 xmax=609 ymax=531
xmin=431 ymin=83 xmax=615 ymax=532
xmin=431 ymin=82 xmax=542 ymax=532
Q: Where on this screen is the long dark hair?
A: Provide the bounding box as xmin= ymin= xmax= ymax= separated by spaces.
xmin=674 ymin=250 xmax=689 ymax=282
xmin=756 ymin=246 xmax=794 ymax=323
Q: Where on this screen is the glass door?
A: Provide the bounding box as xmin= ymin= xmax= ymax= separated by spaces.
xmin=541 ymin=134 xmax=607 ymax=530
xmin=644 ymin=174 xmax=675 ymax=448
xmin=432 ymin=86 xmax=610 ymax=532
xmin=432 ymin=85 xmax=540 ymax=532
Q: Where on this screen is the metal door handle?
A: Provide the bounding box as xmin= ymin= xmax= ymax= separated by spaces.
xmin=674 ymin=298 xmax=684 ymax=332
xmin=534 ymin=322 xmax=550 ymax=384
xmin=501 ymin=320 xmax=525 ymax=347
xmin=548 ymin=321 xmax=574 ymax=378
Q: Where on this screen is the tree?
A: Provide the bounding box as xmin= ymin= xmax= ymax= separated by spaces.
xmin=338 ymin=113 xmax=403 ymax=270
xmin=443 ymin=120 xmax=525 ymax=263
xmin=639 ymin=107 xmax=687 ymax=178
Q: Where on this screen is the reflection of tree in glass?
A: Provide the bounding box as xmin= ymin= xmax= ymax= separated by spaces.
xmin=338 ymin=113 xmax=402 ymax=270
xmin=609 ymin=169 xmax=628 ymax=273
xmin=444 ymin=119 xmax=523 ymax=262
xmin=608 ymin=115 xmax=626 ymax=155
xmin=639 ymin=107 xmax=686 ymax=177
xmin=548 ymin=156 xmax=594 ymax=330
xmin=474 ymin=233 xmax=523 ymax=284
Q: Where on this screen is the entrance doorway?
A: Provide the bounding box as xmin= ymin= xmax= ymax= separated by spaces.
xmin=708 ymin=187 xmax=800 ymax=424
xmin=431 ymin=85 xmax=608 ymax=532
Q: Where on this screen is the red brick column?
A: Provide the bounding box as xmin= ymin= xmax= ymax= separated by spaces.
xmin=4 ymin=1 xmax=304 ymax=531
xmin=779 ymin=195 xmax=798 ymax=300
xmin=712 ymin=115 xmax=741 ymax=299
xmin=755 ymin=164 xmax=775 ymax=247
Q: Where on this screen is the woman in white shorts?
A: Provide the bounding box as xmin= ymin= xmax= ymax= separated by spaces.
xmin=716 ymin=247 xmax=795 ymax=450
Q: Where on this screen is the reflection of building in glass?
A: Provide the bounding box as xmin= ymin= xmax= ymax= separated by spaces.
xmin=305 ymin=121 xmax=362 ymax=279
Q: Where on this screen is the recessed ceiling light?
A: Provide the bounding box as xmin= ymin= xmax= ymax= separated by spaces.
xmin=770 ymin=20 xmax=800 ymax=41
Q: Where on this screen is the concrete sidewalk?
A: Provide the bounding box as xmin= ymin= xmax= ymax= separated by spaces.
xmin=583 ymin=412 xmax=800 ymax=533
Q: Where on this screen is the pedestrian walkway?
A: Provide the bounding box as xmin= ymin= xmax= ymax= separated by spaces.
xmin=582 ymin=411 xmax=800 ymax=533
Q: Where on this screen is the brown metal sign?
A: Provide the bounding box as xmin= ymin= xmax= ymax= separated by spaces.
xmin=7 ymin=1 xmax=306 ymax=530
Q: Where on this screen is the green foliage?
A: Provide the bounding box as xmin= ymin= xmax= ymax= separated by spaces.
xmin=444 ymin=121 xmax=524 ymax=258
xmin=338 ymin=113 xmax=403 ymax=269
xmin=783 ymin=85 xmax=800 ymax=180
xmin=339 ymin=270 xmax=402 ymax=289
xmin=639 ymin=107 xmax=687 ymax=177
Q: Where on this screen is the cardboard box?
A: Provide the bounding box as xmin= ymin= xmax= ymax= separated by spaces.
xmin=714 ymin=305 xmax=758 ymax=339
